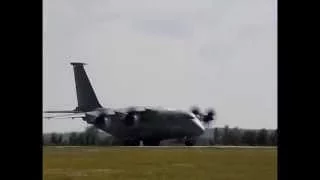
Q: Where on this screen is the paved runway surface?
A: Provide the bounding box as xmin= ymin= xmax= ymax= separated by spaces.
xmin=119 ymin=146 xmax=276 ymax=149
xmin=52 ymin=145 xmax=276 ymax=149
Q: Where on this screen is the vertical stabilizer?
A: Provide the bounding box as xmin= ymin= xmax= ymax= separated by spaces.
xmin=71 ymin=62 xmax=102 ymax=112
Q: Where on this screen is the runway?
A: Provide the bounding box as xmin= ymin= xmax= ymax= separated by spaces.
xmin=52 ymin=145 xmax=276 ymax=149
xmin=118 ymin=146 xmax=276 ymax=149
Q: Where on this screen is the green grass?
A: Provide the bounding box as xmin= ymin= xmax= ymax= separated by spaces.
xmin=43 ymin=146 xmax=277 ymax=180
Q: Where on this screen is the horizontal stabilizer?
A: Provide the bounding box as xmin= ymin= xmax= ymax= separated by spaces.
xmin=44 ymin=106 xmax=84 ymax=114
xmin=44 ymin=110 xmax=81 ymax=114
xmin=43 ymin=113 xmax=85 ymax=119
xmin=43 ymin=108 xmax=85 ymax=119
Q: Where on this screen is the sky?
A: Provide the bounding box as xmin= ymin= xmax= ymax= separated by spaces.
xmin=43 ymin=0 xmax=277 ymax=133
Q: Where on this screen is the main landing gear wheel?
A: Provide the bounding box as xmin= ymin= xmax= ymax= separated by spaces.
xmin=184 ymin=137 xmax=196 ymax=146
xmin=124 ymin=139 xmax=140 ymax=146
xmin=143 ymin=139 xmax=160 ymax=146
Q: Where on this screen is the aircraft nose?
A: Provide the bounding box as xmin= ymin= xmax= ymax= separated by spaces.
xmin=187 ymin=113 xmax=205 ymax=135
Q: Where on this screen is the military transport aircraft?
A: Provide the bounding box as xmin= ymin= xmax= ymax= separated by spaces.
xmin=44 ymin=62 xmax=216 ymax=146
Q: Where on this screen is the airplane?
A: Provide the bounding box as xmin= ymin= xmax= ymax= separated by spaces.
xmin=44 ymin=62 xmax=216 ymax=146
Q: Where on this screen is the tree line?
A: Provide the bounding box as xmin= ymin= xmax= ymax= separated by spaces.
xmin=43 ymin=126 xmax=277 ymax=146
xmin=213 ymin=126 xmax=277 ymax=146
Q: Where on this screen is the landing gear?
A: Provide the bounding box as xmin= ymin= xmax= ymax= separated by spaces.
xmin=123 ymin=139 xmax=140 ymax=146
xmin=184 ymin=137 xmax=196 ymax=146
xmin=143 ymin=139 xmax=161 ymax=146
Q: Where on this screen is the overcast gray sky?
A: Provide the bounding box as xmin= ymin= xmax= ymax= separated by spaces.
xmin=43 ymin=0 xmax=277 ymax=133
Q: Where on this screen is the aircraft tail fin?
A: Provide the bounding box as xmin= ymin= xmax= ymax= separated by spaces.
xmin=71 ymin=62 xmax=102 ymax=112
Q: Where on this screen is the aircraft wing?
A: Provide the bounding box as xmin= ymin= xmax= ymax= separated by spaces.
xmin=43 ymin=110 xmax=85 ymax=119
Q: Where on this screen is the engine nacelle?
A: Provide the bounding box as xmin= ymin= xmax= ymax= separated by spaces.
xmin=85 ymin=111 xmax=107 ymax=125
xmin=124 ymin=111 xmax=140 ymax=127
xmin=95 ymin=114 xmax=107 ymax=125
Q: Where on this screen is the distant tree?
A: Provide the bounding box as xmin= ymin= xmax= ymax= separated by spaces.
xmin=69 ymin=132 xmax=78 ymax=145
xmin=221 ymin=126 xmax=242 ymax=145
xmin=57 ymin=134 xmax=63 ymax=145
xmin=242 ymin=130 xmax=256 ymax=146
xmin=79 ymin=133 xmax=86 ymax=145
xmin=229 ymin=127 xmax=241 ymax=145
xmin=84 ymin=126 xmax=99 ymax=145
xmin=256 ymin=129 xmax=268 ymax=145
xmin=274 ymin=130 xmax=278 ymax=145
xmin=269 ymin=130 xmax=277 ymax=146
xmin=222 ymin=125 xmax=230 ymax=145
xmin=51 ymin=133 xmax=58 ymax=145
xmin=213 ymin=128 xmax=219 ymax=144
xmin=77 ymin=132 xmax=86 ymax=146
xmin=60 ymin=133 xmax=69 ymax=145
xmin=42 ymin=135 xmax=45 ymax=145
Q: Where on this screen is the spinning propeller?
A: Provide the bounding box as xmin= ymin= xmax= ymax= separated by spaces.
xmin=190 ymin=106 xmax=216 ymax=122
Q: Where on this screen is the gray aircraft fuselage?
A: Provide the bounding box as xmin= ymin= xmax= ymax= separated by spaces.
xmin=84 ymin=107 xmax=205 ymax=142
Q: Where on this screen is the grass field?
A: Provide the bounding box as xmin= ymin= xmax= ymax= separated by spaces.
xmin=43 ymin=146 xmax=277 ymax=180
